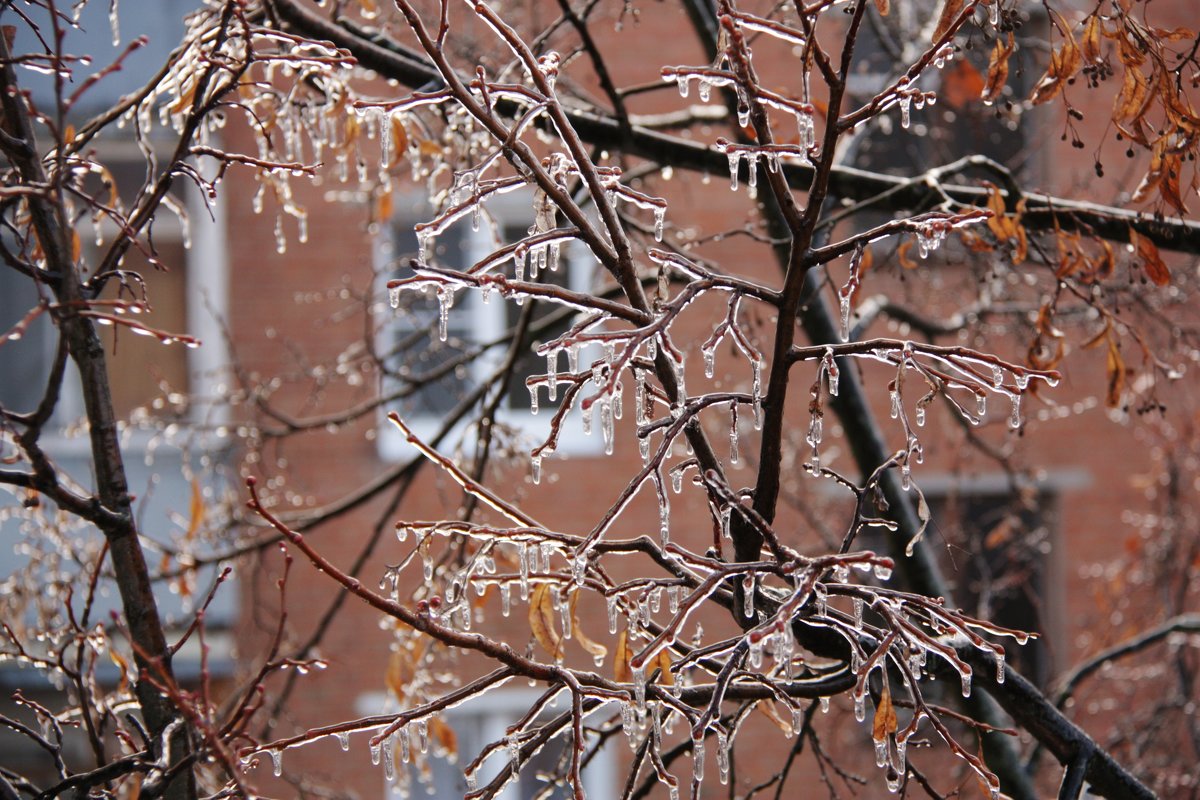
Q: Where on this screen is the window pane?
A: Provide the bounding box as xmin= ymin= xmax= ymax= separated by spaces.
xmin=387 ymin=219 xmax=472 ymax=418
xmin=0 ymin=268 xmax=55 ymax=415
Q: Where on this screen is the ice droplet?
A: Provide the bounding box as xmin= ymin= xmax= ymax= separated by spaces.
xmin=336 ymin=731 xmax=350 ymax=751
xmin=370 ymin=740 xmax=381 ymax=766
xmin=270 ymin=749 xmax=282 ymax=777
xmin=531 ymin=455 xmax=542 ymax=485
xmin=961 ymin=668 xmax=973 ymax=697
xmin=727 ymin=151 xmax=741 ymax=190
xmin=654 ymin=206 xmax=666 ymax=242
xmin=716 ymin=731 xmax=730 ymax=784
xmin=1009 ymin=393 xmax=1022 ymax=429
xmin=874 ymin=736 xmax=889 ymax=767
xmin=854 ymin=691 xmax=866 ymax=722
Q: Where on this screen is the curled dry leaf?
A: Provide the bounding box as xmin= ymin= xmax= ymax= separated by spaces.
xmin=1030 ymin=11 xmax=1082 ymax=105
xmin=529 ymin=583 xmax=563 ymax=660
xmin=981 ymin=33 xmax=1015 ymax=105
xmin=1132 ymin=229 xmax=1171 ymax=286
xmin=569 ymin=590 xmax=608 ymax=663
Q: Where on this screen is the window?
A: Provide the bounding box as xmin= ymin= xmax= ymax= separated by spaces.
xmin=377 ymin=191 xmax=602 ymax=461
xmin=0 ymin=145 xmax=235 ymax=631
xmin=357 ymin=689 xmax=617 ymax=799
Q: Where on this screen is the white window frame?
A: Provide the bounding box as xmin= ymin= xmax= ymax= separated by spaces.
xmin=357 ymin=688 xmax=617 ymax=800
xmin=377 ymin=189 xmax=604 ymax=462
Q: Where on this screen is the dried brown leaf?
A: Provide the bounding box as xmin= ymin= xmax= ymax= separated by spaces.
xmin=872 ymin=684 xmax=897 ymax=741
xmin=873 ymin=0 xmax=889 ymax=16
xmin=614 ymin=631 xmax=632 ymax=683
xmin=932 ymin=0 xmax=965 ymax=44
xmin=1132 ymin=229 xmax=1171 ymax=286
xmin=529 ymin=583 xmax=563 ymax=660
xmin=981 ymin=34 xmax=1014 ymax=104
xmin=569 ymin=591 xmax=608 ymax=663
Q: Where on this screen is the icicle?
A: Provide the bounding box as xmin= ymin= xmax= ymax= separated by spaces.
xmin=529 ymin=384 xmax=539 ymax=415
xmin=737 ymin=100 xmax=750 ymax=127
xmin=899 ymin=95 xmax=912 ymax=129
xmin=601 ymin=397 xmax=614 ymax=455
xmin=399 ymin=726 xmax=411 ymax=763
xmin=678 ymin=75 xmax=690 ymax=98
xmin=992 ymin=364 xmax=1004 ymax=387
xmin=961 ymin=667 xmax=973 ymax=697
xmin=995 ymin=652 xmax=1006 ymax=683
xmin=506 ymin=734 xmax=521 ymax=773
xmin=659 ymin=488 xmax=671 ymax=545
xmin=671 ymin=469 xmax=684 ymax=494
xmin=572 ymin=554 xmax=586 ymax=586
xmin=749 ymin=637 xmax=764 ymax=669
xmin=383 ymin=735 xmax=396 ymax=781
xmin=640 ymin=435 xmax=651 ymax=463
xmin=988 ymin=0 xmax=1000 ymax=26
xmin=915 ymin=404 xmax=926 ymax=427
xmin=854 ymin=691 xmax=866 ymax=722
xmin=720 ymin=505 xmax=732 ymax=540
xmin=729 ymin=401 xmax=740 ymax=464
xmin=752 ymin=360 xmax=764 ymax=429
xmin=546 ymin=351 xmax=559 ymax=401
xmin=853 ymin=596 xmax=864 ymax=628
xmin=742 ymin=574 xmax=755 ymax=618
xmin=337 ymin=731 xmax=350 ymax=751
xmin=436 ymin=287 xmax=452 ymax=342
xmin=747 ymin=156 xmax=758 ymax=190
xmin=370 ymin=740 xmax=382 ymax=766
xmin=702 ymin=346 xmax=716 ymax=378
xmin=698 ymin=78 xmax=712 ymax=102
xmin=270 ymin=749 xmax=283 ymax=777
xmin=716 ymin=731 xmax=730 ymax=784
xmin=1009 ymin=393 xmax=1021 ymax=429
xmin=632 ymin=663 xmax=647 ymax=716
xmin=501 ymin=583 xmax=511 ymax=617
xmin=108 ymin=0 xmax=121 ymax=46
xmin=727 ymin=150 xmax=741 ymax=190
xmin=581 ymin=401 xmax=593 ymax=435
xmin=654 ymin=206 xmax=666 ymax=242
xmin=874 ymin=562 xmax=892 ymax=581
xmin=819 ymin=696 xmax=830 ymax=713
xmin=531 ymin=454 xmax=542 ymax=484
xmin=518 ymin=544 xmax=530 ymax=600
xmin=416 ymin=719 xmax=428 ymax=753
xmin=976 ymin=392 xmax=987 ymax=418
xmin=692 ymin=731 xmax=706 ymax=775
xmin=608 ymin=595 xmax=620 ymax=634
xmin=889 ymin=389 xmax=901 ymax=419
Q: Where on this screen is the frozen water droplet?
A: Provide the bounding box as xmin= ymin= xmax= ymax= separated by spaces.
xmin=270 ymin=749 xmax=282 ymax=777
xmin=337 ymin=731 xmax=350 ymax=751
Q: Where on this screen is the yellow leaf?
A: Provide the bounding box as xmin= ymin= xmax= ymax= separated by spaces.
xmin=110 ymin=649 xmax=131 ymax=695
xmin=428 ymin=716 xmax=458 ymax=758
xmin=613 ymin=631 xmax=632 ymax=683
xmin=755 ymin=700 xmax=794 ymax=735
xmin=529 ymin=583 xmax=563 ymax=660
xmin=654 ymin=649 xmax=674 ymax=687
xmin=185 ymin=478 xmax=205 ymax=541
xmin=569 ymin=591 xmax=608 ymax=663
xmin=872 ymin=684 xmax=898 ymax=741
